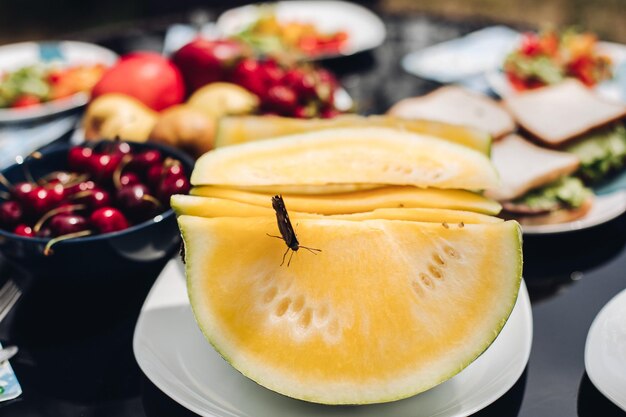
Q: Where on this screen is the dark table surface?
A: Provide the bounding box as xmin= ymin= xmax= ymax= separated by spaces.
xmin=0 ymin=10 xmax=625 ymax=417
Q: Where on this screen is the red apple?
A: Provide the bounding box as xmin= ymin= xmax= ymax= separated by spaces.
xmin=92 ymin=52 xmax=185 ymax=111
xmin=173 ymin=38 xmax=248 ymax=94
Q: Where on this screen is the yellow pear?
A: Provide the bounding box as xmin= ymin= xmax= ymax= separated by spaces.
xmin=186 ymin=82 xmax=259 ymax=119
xmin=84 ymin=93 xmax=158 ymax=142
xmin=150 ymin=105 xmax=216 ymax=158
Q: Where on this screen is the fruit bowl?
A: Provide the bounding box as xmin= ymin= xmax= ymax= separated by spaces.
xmin=0 ymin=141 xmax=194 ymax=279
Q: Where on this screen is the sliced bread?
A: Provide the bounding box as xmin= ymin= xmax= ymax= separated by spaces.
xmin=485 ymin=134 xmax=580 ymax=201
xmin=503 ymin=79 xmax=626 ymax=146
xmin=387 ymin=86 xmax=515 ymax=139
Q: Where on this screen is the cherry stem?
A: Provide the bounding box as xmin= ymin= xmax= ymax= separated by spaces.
xmin=62 ymin=173 xmax=90 ymax=189
xmin=0 ymin=173 xmax=12 ymax=189
xmin=44 ymin=230 xmax=92 ymax=256
xmin=142 ymin=194 xmax=163 ymax=209
xmin=34 ymin=204 xmax=86 ymax=233
xmin=113 ymin=154 xmax=133 ymax=190
xmin=69 ymin=190 xmax=96 ymax=201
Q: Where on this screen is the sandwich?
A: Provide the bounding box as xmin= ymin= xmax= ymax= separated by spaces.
xmin=387 ymin=85 xmax=515 ymax=139
xmin=486 ymin=134 xmax=594 ymax=225
xmin=503 ymin=79 xmax=626 ymax=183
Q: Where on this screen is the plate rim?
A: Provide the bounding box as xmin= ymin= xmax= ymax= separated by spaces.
xmin=584 ymin=287 xmax=626 ymax=411
xmin=521 ymin=190 xmax=626 ymax=235
xmin=134 ymin=259 xmax=533 ymax=417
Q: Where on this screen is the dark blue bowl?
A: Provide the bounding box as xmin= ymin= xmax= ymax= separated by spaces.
xmin=0 ymin=141 xmax=194 ymax=279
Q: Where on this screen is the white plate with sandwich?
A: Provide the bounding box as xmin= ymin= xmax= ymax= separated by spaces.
xmin=388 ymin=82 xmax=626 ymax=234
xmin=491 ymin=80 xmax=626 ymax=234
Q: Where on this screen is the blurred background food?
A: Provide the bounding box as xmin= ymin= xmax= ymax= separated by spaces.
xmin=0 ymin=0 xmax=625 ymax=44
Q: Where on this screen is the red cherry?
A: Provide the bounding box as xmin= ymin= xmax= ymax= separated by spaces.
xmin=146 ymin=164 xmax=163 ymax=187
xmin=68 ymin=147 xmax=94 ymax=172
xmin=25 ymin=187 xmax=61 ymax=216
xmin=147 ymin=162 xmax=185 ymax=187
xmin=49 ymin=213 xmax=90 ymax=236
xmin=90 ymin=207 xmax=129 ymax=234
xmin=66 ymin=180 xmax=97 ymax=195
xmin=72 ymin=188 xmax=111 ymax=210
xmin=158 ymin=175 xmax=190 ymax=203
xmin=292 ymin=105 xmax=316 ymax=119
xmin=116 ymin=184 xmax=161 ymax=221
xmin=284 ymin=69 xmax=317 ymax=98
xmin=119 ymin=172 xmax=140 ymax=187
xmin=320 ymin=108 xmax=340 ymax=119
xmin=11 ymin=182 xmax=35 ymax=203
xmin=13 ymin=224 xmax=34 ymax=237
xmin=229 ymin=58 xmax=266 ymax=97
xmin=128 ymin=150 xmax=163 ymax=172
xmin=88 ymin=153 xmax=122 ymax=181
xmin=0 ymin=201 xmax=23 ymax=227
xmin=260 ymin=60 xmax=285 ymax=86
xmin=109 ymin=141 xmax=132 ymax=155
xmin=48 ymin=182 xmax=68 ymax=203
xmin=264 ymin=86 xmax=297 ymax=114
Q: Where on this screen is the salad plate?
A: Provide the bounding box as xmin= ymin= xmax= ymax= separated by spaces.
xmin=134 ymin=258 xmax=532 ymax=417
xmin=216 ymin=1 xmax=387 ymax=59
xmin=585 ymin=288 xmax=626 ymax=411
xmin=486 ymin=40 xmax=626 ymax=103
xmin=0 ymin=41 xmax=117 ymax=123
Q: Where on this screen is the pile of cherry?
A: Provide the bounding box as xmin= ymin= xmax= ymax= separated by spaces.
xmin=230 ymin=58 xmax=341 ymax=118
xmin=0 ymin=141 xmax=190 ymax=254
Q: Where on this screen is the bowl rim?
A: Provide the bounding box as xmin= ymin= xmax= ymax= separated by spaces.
xmin=0 ymin=139 xmax=193 ymax=245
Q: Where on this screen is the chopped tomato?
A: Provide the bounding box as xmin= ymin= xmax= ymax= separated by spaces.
xmin=12 ymin=95 xmax=42 ymax=109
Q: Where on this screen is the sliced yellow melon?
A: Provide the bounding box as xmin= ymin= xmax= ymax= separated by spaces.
xmin=215 ymin=115 xmax=492 ymax=155
xmin=190 ymin=186 xmax=502 ymax=215
xmin=172 ymin=195 xmax=502 ymax=223
xmin=233 ymin=183 xmax=385 ymax=195
xmin=192 ymin=128 xmax=499 ymax=190
xmin=180 ymin=215 xmax=522 ymax=404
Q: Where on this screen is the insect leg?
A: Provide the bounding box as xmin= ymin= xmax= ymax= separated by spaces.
xmin=301 ymin=245 xmax=322 ymax=254
xmin=287 ymin=249 xmax=295 ymax=267
xmin=280 ymin=247 xmax=290 ymax=266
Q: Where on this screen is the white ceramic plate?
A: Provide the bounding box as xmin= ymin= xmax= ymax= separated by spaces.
xmin=401 ymin=26 xmax=520 ymax=83
xmin=0 ymin=41 xmax=118 ymax=123
xmin=585 ymin=288 xmax=626 ymax=411
xmin=486 ymin=41 xmax=626 ymax=103
xmin=522 ymin=190 xmax=626 ymax=235
xmin=216 ymin=1 xmax=387 ymax=59
xmin=134 ymin=259 xmax=532 ymax=417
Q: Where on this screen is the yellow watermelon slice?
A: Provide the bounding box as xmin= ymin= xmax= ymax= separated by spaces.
xmin=180 ymin=215 xmax=522 ymax=405
xmin=191 ymin=128 xmax=499 ymax=190
xmin=171 ymin=195 xmax=502 ymax=224
xmin=190 ymin=186 xmax=502 ymax=215
xmin=214 ymin=115 xmax=492 ymax=155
